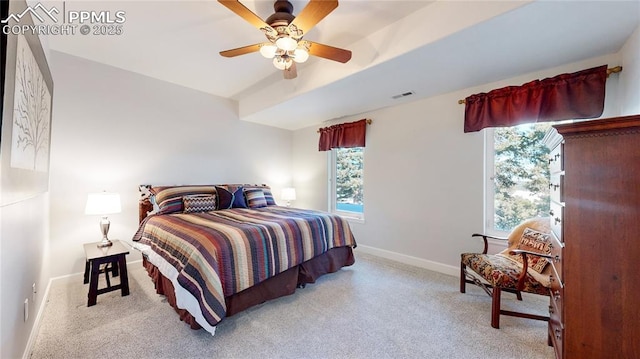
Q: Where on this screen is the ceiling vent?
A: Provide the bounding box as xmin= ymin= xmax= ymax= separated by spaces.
xmin=391 ymin=91 xmax=414 ymax=100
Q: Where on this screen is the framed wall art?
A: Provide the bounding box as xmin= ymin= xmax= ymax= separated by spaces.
xmin=1 ymin=0 xmax=54 ymax=206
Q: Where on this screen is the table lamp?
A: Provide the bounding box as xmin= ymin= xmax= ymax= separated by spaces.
xmin=281 ymin=187 xmax=296 ymax=207
xmin=85 ymin=192 xmax=121 ymax=248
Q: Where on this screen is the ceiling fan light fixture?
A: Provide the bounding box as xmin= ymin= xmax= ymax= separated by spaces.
xmin=259 ymin=44 xmax=278 ymax=58
xmin=293 ymin=47 xmax=309 ymax=63
xmin=218 ymin=0 xmax=351 ymax=79
xmin=273 ymin=55 xmax=292 ymax=70
xmin=275 ymin=36 xmax=297 ymax=51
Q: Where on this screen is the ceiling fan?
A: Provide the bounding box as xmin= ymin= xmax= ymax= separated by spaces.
xmin=218 ymin=0 xmax=352 ymax=79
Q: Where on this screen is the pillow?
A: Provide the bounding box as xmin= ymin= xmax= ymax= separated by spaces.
xmin=506 ymin=217 xmax=551 ymax=249
xmin=231 ymin=187 xmax=248 ymax=208
xmin=511 ymin=227 xmax=552 ymax=273
xmin=152 ymin=185 xmax=216 ymax=214
xmin=244 ymin=188 xmax=268 ymax=208
xmin=215 ymin=186 xmax=234 ymax=210
xmin=262 ymin=188 xmax=277 ymax=206
xmin=183 ymin=194 xmax=216 ymax=214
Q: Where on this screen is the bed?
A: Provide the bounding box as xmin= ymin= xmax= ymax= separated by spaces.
xmin=132 ymin=184 xmax=357 ymax=335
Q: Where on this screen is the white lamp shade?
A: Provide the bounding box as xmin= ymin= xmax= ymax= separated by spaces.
xmin=293 ymin=48 xmax=309 ymax=63
xmin=275 ymin=36 xmax=297 ymax=51
xmin=85 ymin=192 xmax=122 ymax=215
xmin=281 ymin=188 xmax=297 ymax=201
xmin=259 ymin=44 xmax=277 ymax=58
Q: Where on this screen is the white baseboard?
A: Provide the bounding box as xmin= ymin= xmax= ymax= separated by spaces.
xmin=355 ymin=244 xmax=459 ymax=277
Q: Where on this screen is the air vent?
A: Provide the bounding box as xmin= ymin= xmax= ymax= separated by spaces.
xmin=391 ymin=91 xmax=414 ymax=100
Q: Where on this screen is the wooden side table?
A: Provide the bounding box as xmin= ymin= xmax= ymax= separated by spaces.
xmin=83 ymin=240 xmax=130 ymax=306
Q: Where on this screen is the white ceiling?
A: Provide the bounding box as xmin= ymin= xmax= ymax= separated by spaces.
xmin=46 ymin=0 xmax=640 ymax=130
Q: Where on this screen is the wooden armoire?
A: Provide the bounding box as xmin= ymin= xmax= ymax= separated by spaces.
xmin=544 ymin=114 xmax=640 ymax=358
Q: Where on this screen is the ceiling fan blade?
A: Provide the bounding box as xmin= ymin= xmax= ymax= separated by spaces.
xmin=303 ymin=41 xmax=351 ymax=63
xmin=288 ymin=0 xmax=338 ymax=38
xmin=219 ymin=43 xmax=264 ymax=58
xmin=283 ymin=62 xmax=297 ymax=79
xmin=218 ymin=0 xmax=276 ymax=37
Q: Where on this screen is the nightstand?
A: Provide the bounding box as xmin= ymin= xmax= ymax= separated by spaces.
xmin=83 ymin=240 xmax=130 ymax=306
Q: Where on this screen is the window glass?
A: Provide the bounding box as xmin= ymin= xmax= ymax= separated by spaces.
xmin=486 ymin=123 xmax=551 ymax=235
xmin=330 ymin=147 xmax=364 ymax=219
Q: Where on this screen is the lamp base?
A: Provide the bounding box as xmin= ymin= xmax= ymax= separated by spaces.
xmin=97 ymin=238 xmax=113 ymax=248
xmin=97 ymin=217 xmax=113 ymax=248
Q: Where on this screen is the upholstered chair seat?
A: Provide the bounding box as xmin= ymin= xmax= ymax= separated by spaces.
xmin=461 ymin=253 xmax=550 ymax=297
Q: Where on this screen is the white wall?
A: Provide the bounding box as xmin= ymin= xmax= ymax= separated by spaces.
xmin=0 ymin=195 xmax=50 ymax=359
xmin=47 ymin=51 xmax=294 ymax=278
xmin=619 ymin=25 xmax=640 ymax=115
xmin=1 ymin=1 xmax=52 ymax=357
xmin=292 ymin=128 xmax=328 ymax=211
xmin=292 ymin=53 xmax=627 ymax=276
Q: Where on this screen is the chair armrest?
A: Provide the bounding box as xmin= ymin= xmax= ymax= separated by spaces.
xmin=471 ymin=233 xmax=508 ymax=254
xmin=509 ymin=250 xmax=554 ymax=291
xmin=511 ymin=248 xmax=560 ymax=268
xmin=510 ymin=249 xmax=553 ymax=260
xmin=508 ymin=250 xmax=531 ymax=291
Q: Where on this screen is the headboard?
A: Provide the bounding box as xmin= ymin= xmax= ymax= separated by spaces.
xmin=138 ymin=184 xmax=272 ymax=223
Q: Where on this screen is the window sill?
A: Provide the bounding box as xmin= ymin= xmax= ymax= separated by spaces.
xmin=334 ymin=212 xmax=364 ymax=224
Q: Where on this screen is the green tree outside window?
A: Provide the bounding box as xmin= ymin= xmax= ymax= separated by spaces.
xmin=493 ymin=123 xmax=551 ymax=231
xmin=335 ymin=147 xmax=364 ymax=213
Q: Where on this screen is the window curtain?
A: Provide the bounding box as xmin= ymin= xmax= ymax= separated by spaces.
xmin=318 ymin=119 xmax=368 ymax=151
xmin=463 ymin=65 xmax=608 ymax=133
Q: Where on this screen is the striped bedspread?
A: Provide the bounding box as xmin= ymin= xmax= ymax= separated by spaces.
xmin=133 ymin=206 xmax=356 ymax=327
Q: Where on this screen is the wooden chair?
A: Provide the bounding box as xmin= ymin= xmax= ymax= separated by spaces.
xmin=460 ymin=217 xmax=556 ymax=328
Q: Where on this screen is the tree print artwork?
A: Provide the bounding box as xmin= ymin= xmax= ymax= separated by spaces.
xmin=10 ymin=34 xmax=51 ymax=172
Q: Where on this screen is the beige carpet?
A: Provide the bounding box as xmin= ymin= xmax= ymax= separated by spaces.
xmin=29 ymin=252 xmax=554 ymax=359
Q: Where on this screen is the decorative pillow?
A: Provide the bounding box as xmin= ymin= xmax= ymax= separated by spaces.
xmin=151 ymin=185 xmax=217 ymax=214
xmin=231 ymin=187 xmax=248 ymax=208
xmin=512 ymin=227 xmax=552 ymax=273
xmin=183 ymin=194 xmax=216 ymax=214
xmin=262 ymin=188 xmax=277 ymax=206
xmin=215 ymin=186 xmax=234 ymax=210
xmin=244 ymin=188 xmax=268 ymax=208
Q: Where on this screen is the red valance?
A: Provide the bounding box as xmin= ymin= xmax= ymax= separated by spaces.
xmin=464 ymin=65 xmax=608 ymax=133
xmin=318 ymin=119 xmax=368 ymax=151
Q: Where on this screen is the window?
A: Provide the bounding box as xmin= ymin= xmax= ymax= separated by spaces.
xmin=485 ymin=123 xmax=552 ymax=236
xmin=329 ymin=147 xmax=364 ymax=220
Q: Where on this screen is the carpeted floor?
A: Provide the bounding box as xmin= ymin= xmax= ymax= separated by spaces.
xmin=29 ymin=252 xmax=554 ymax=359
